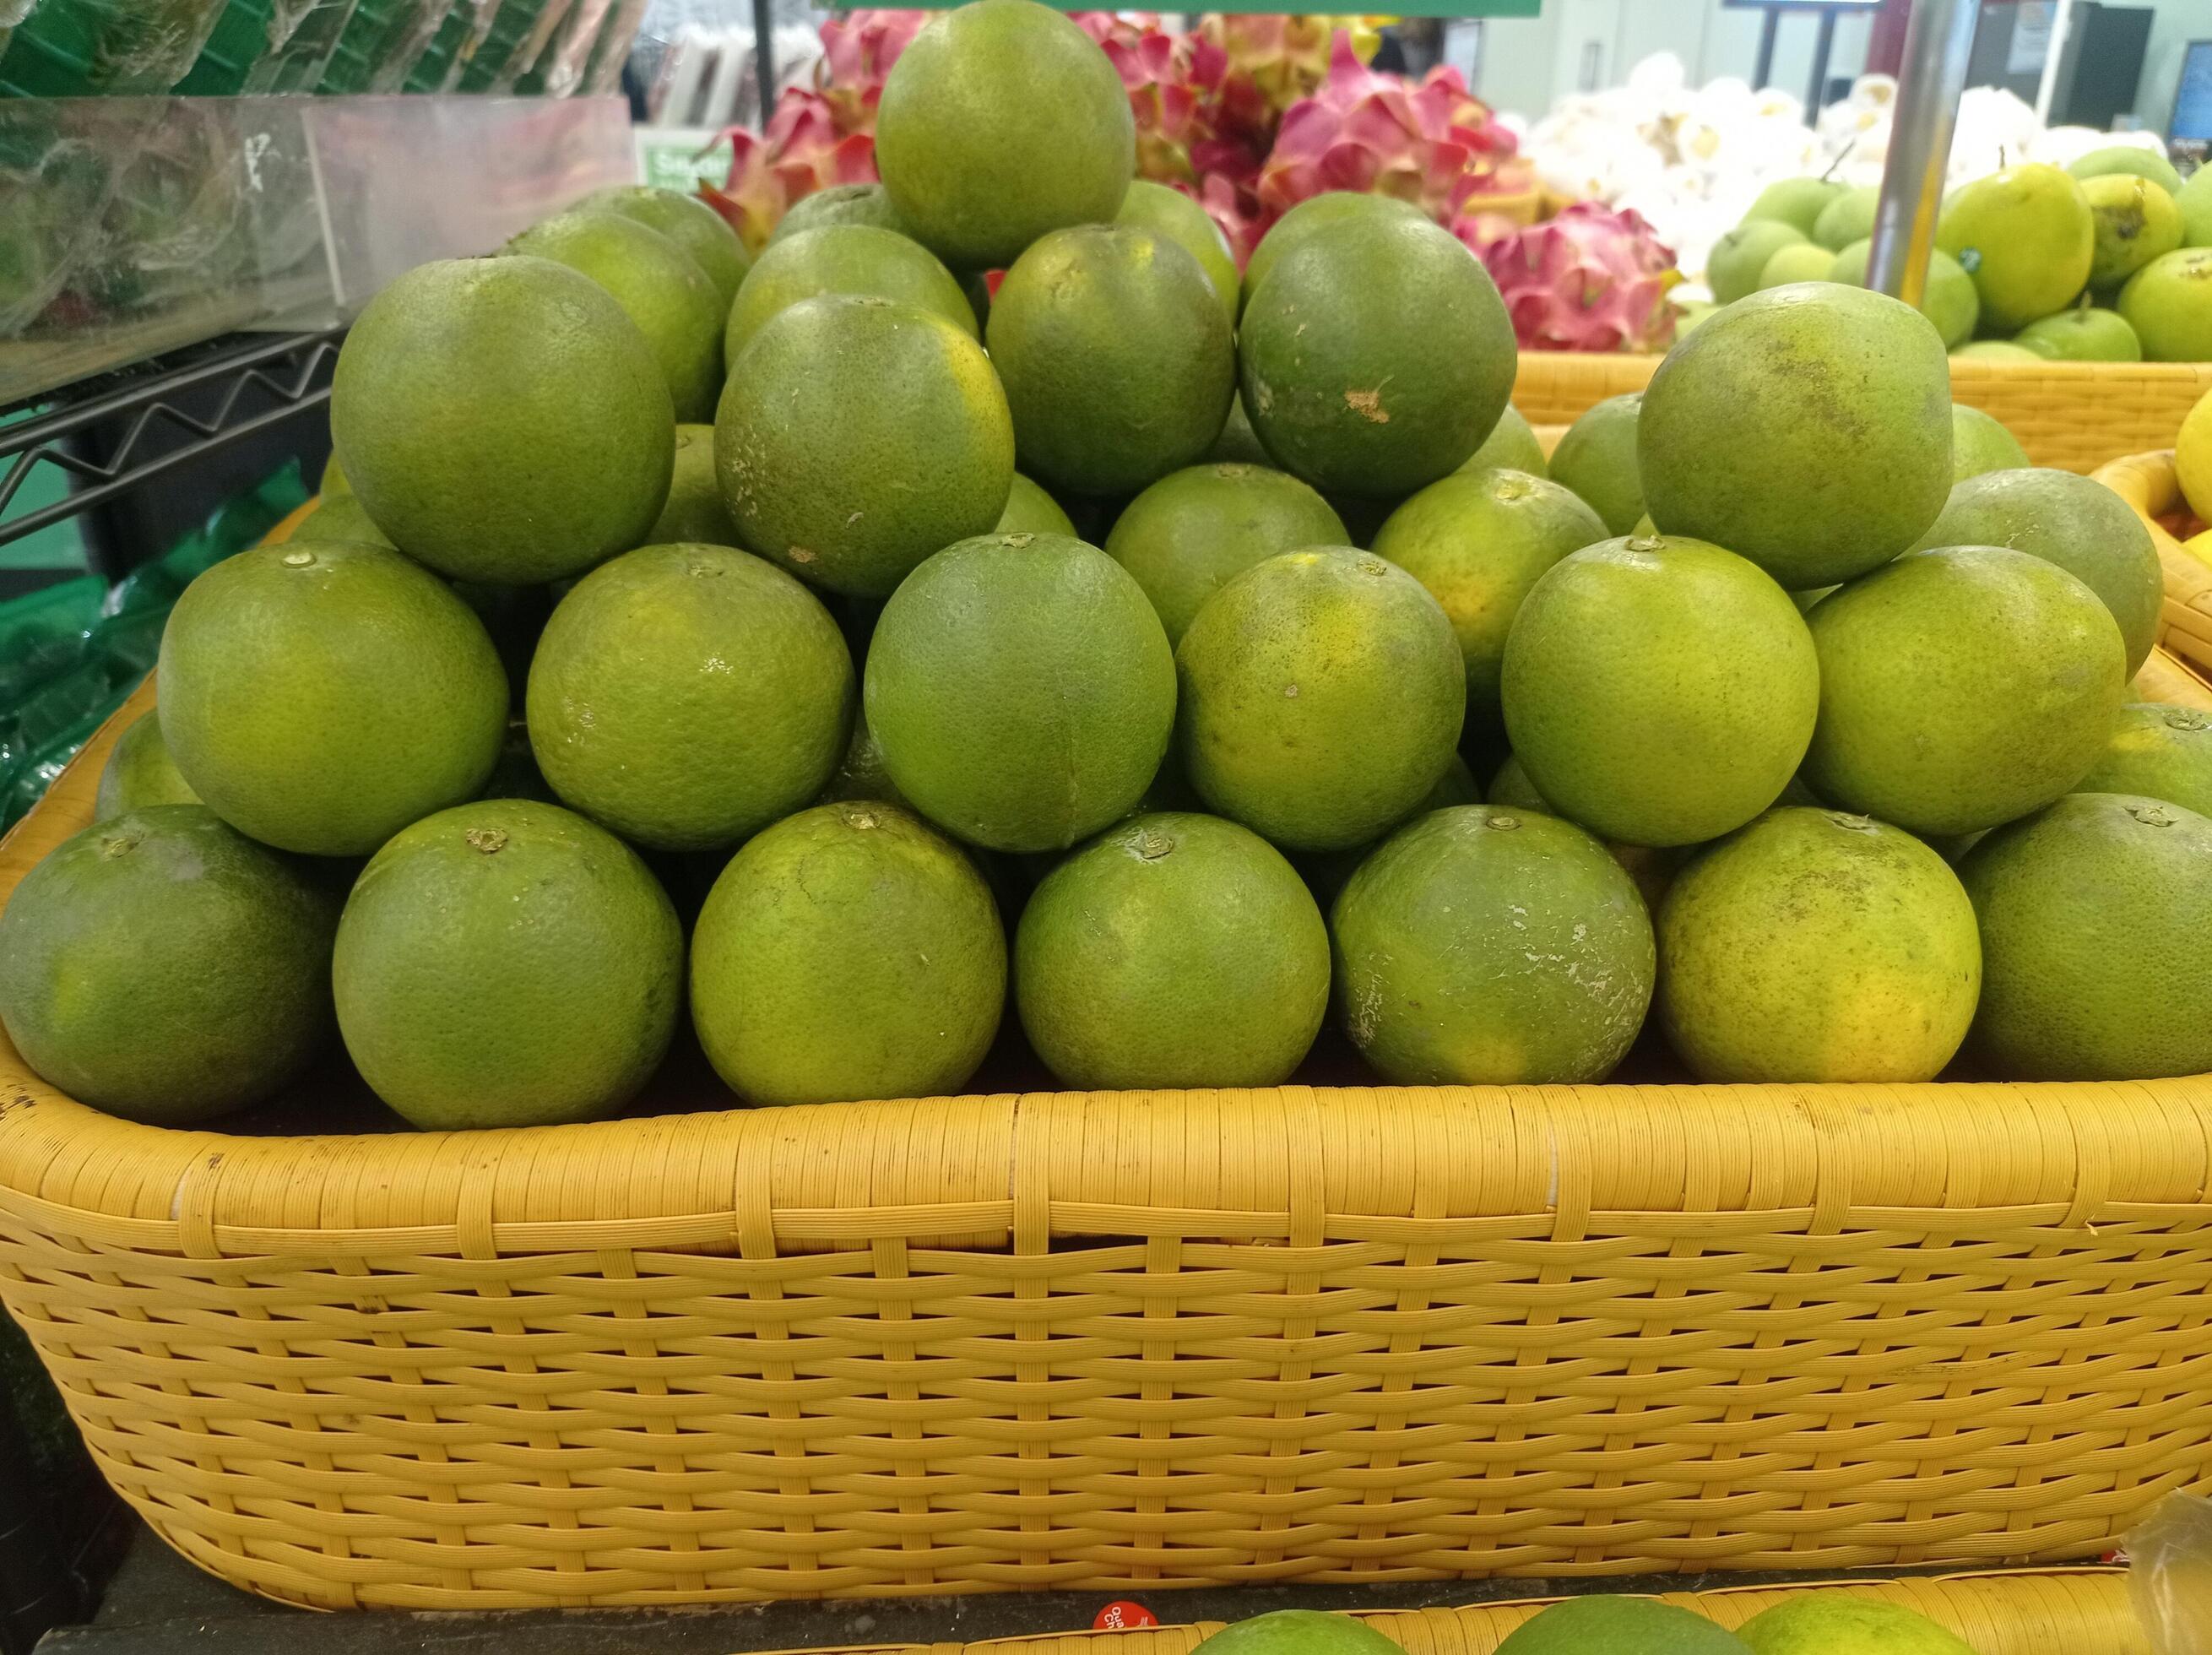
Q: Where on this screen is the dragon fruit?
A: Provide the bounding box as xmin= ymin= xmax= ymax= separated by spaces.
xmin=708 ymin=9 xmax=920 ymax=251
xmin=815 ymin=8 xmax=924 ymax=138
xmin=1256 ymin=34 xmax=1529 ymax=236
xmin=1071 ymin=13 xmax=1247 ymax=190
xmin=1477 ymin=203 xmax=1683 ymax=354
xmin=1202 ymin=14 xmax=1380 ymax=146
xmin=709 ymin=89 xmax=877 ymax=252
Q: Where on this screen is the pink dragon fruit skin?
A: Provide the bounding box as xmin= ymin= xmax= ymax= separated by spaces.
xmin=1477 ymin=203 xmax=1683 ymax=355
xmin=1072 ymin=12 xmax=1238 ymax=189
xmin=815 ymin=9 xmax=924 ymax=136
xmin=711 ymin=89 xmax=878 ymax=252
xmin=1256 ymin=34 xmax=1527 ymax=231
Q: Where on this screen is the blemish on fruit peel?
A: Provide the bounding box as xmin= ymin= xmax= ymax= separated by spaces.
xmin=465 ymin=828 xmax=507 ymax=855
xmin=282 ymin=550 xmax=315 ymax=567
xmin=1345 ymin=388 xmax=1388 ymax=422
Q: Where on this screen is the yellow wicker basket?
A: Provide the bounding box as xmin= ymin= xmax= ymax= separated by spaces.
xmin=751 ymin=1569 xmax=2147 ymax=1655
xmin=1510 ymin=354 xmax=2212 ymax=477
xmin=2095 ymin=449 xmax=2212 ymax=684
xmin=3 ymin=590 xmax=2210 ymax=1607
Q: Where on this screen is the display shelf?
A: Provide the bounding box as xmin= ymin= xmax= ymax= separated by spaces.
xmin=0 ymin=328 xmax=343 ymax=551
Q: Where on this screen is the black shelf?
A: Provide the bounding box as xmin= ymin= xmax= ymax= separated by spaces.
xmin=0 ymin=328 xmax=345 ymax=553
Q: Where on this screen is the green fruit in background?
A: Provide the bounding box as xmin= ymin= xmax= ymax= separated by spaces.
xmin=644 ymin=423 xmax=741 ymax=545
xmin=1464 ymin=404 xmax=1547 ymax=476
xmin=1640 ymin=283 xmax=1952 ymax=589
xmin=1658 ymin=808 xmax=1980 ymax=1084
xmin=1755 ymin=243 xmax=1836 ymax=290
xmin=691 ymin=800 xmax=1004 ymax=1106
xmin=1951 ymin=339 xmax=2042 ymax=362
xmin=158 ymin=540 xmax=507 ymax=856
xmin=2081 ymin=172 xmax=2185 ymax=289
xmin=715 ymin=295 xmax=1013 ymax=597
xmin=526 ymin=543 xmax=854 ymax=851
xmin=1332 ymin=805 xmax=1654 ymax=1085
xmin=1949 ymin=404 xmax=2031 ymax=480
xmin=1239 ymin=214 xmax=1515 ymax=499
xmin=318 ymin=451 xmax=350 ymax=496
xmin=724 ymin=225 xmax=973 ymax=366
xmin=0 ymin=806 xmax=337 ymax=1124
xmin=1738 ymin=1596 xmax=1975 ymax=1655
xmin=507 ymin=208 xmax=726 ymax=422
xmin=1117 ymin=177 xmax=1239 ymax=321
xmin=866 ymin=533 xmax=1175 ymax=853
xmin=2013 ymin=304 xmax=2141 ymax=362
xmin=1487 ymin=752 xmax=1547 ymax=811
xmin=1293 ymin=754 xmax=1480 ymax=903
xmin=1105 ymin=462 xmax=1347 ymax=644
xmin=2077 ymin=703 xmax=2212 ymax=817
xmin=295 ymin=491 xmax=392 ymax=547
xmin=1546 ymin=393 xmax=1645 ymax=534
xmin=995 ymin=472 xmax=1076 ymax=536
xmin=1707 ymin=219 xmax=1809 ymax=306
xmin=1810 ymin=184 xmax=1879 ymax=252
xmin=1675 ymin=297 xmax=1718 ymax=336
xmin=329 ymin=257 xmax=673 ymax=584
xmin=333 ymin=799 xmax=682 ymax=1130
xmin=770 ymin=182 xmax=914 ymax=243
xmin=1937 ymin=163 xmax=2095 ymax=331
xmin=1494 ymin=1596 xmax=1754 ymax=1655
xmin=1910 ymin=465 xmax=2162 ymax=672
xmin=1209 ymin=392 xmax=1275 ymax=465
xmin=1803 ymin=545 xmax=2126 ymax=836
xmin=989 ymin=224 xmax=1235 ymax=497
xmin=1501 ymin=534 xmax=1817 ymax=846
xmin=2117 ymin=247 xmax=2212 ymax=361
xmin=1743 ymin=176 xmax=1842 ymax=236
xmin=579 ymin=182 xmax=751 ymax=310
xmin=1960 ymin=793 xmax=2212 ymax=1081
xmin=1370 ymin=466 xmax=1606 ymax=730
xmin=2068 ymin=144 xmax=2184 ymax=196
xmin=1018 ymin=811 xmax=1328 ymax=1088
xmin=2181 ymin=168 xmax=2212 ymax=247
xmin=1176 ymin=547 xmax=1464 ymax=852
xmin=817 ymin=709 xmax=906 ymax=807
xmin=875 ymin=0 xmax=1133 ymax=269
xmin=1828 ymin=240 xmax=1980 ymax=347
xmin=95 ymin=711 xmax=200 ymax=821
xmin=1242 ymin=191 xmax=1425 ymax=310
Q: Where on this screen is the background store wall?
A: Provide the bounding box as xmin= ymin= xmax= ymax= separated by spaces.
xmin=1477 ymin=0 xmax=2195 ymax=133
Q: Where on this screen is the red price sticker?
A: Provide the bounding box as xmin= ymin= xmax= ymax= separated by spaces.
xmin=1095 ymin=1601 xmax=1160 ymax=1631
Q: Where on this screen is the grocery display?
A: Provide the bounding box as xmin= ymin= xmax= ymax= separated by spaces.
xmin=4 ymin=2 xmax=2212 ymax=1643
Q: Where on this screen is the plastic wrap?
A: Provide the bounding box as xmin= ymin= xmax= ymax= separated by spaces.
xmin=241 ymin=0 xmax=358 ymax=92
xmin=512 ymin=0 xmax=607 ymax=97
xmin=317 ymin=0 xmax=452 ymax=93
xmin=2130 ymin=1493 xmax=2212 ymax=1655
xmin=458 ymin=0 xmax=566 ymax=91
xmin=577 ymin=0 xmax=643 ymax=96
xmin=403 ymin=0 xmax=498 ymax=92
xmin=0 ymin=0 xmax=229 ymax=95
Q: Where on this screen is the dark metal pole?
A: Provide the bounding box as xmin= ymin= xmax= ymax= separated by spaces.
xmin=751 ymin=0 xmax=775 ymax=125
xmin=1808 ymin=5 xmax=1838 ymax=111
xmin=1868 ymin=0 xmax=1978 ymax=306
xmin=1752 ymin=4 xmax=1781 ymax=90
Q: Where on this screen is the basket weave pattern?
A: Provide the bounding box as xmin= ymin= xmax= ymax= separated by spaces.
xmin=2097 ymin=450 xmax=2212 ymax=683
xmin=3 ymin=677 xmax=2211 ymax=1611
xmin=1511 ymin=354 xmax=2212 ymax=477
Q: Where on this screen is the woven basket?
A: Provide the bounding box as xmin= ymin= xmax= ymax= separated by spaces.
xmin=3 ymin=619 xmax=2212 ymax=1608
xmin=757 ymin=1570 xmax=2146 ymax=1655
xmin=2095 ymin=449 xmax=2212 ymax=683
xmin=1509 ymin=354 xmax=2212 ymax=477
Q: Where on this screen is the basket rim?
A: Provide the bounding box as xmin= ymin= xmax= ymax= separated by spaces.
xmin=6 ymin=647 xmax=2211 ymax=1256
